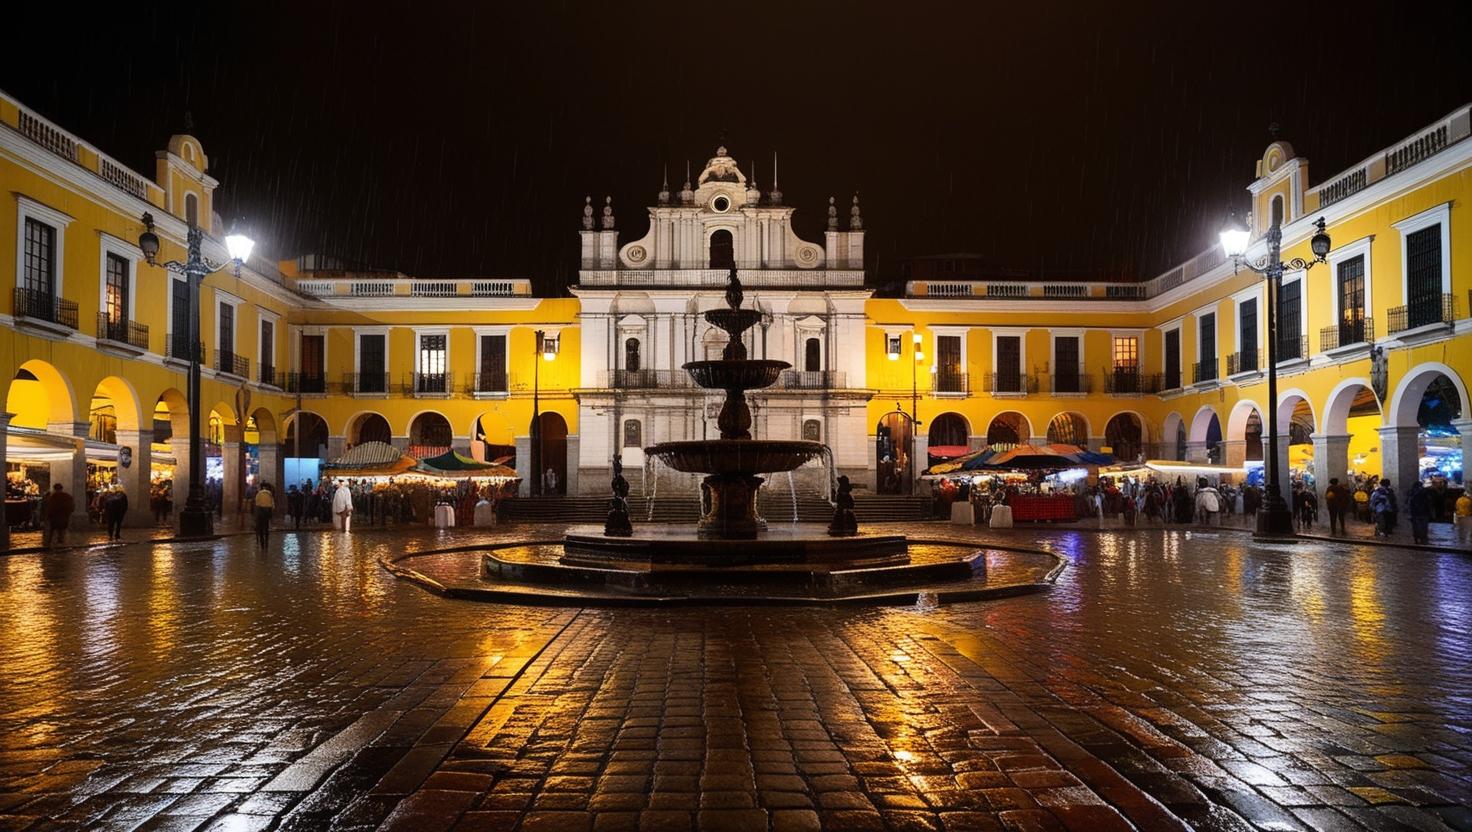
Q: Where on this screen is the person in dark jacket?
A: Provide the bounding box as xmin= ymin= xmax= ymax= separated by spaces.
xmin=1406 ymin=481 xmax=1433 ymax=544
xmin=44 ymin=483 xmax=75 ymax=548
xmin=1323 ymin=478 xmax=1350 ymax=535
xmin=104 ymin=488 xmax=129 ymax=541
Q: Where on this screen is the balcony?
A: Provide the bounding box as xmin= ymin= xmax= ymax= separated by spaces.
xmin=779 ymin=370 xmax=847 ymax=389
xmin=1320 ymin=317 xmax=1374 ymax=352
xmin=1275 ymin=334 xmax=1308 ymax=363
xmin=285 ymin=372 xmax=329 ymax=395
xmin=1192 ymin=360 xmax=1218 ymax=385
xmin=982 ymin=371 xmax=1032 ymax=395
xmin=13 ymin=288 xmax=79 ymax=331
xmin=608 ymin=369 xmax=693 ymax=389
xmin=96 ymin=314 xmax=149 ymax=351
xmin=408 ymin=372 xmax=450 ymax=396
xmin=164 ymin=333 xmax=205 ymax=364
xmin=468 ymin=370 xmax=509 ymax=395
xmin=345 ymin=372 xmax=391 ymax=396
xmin=1388 ymin=293 xmax=1456 ymax=335
xmin=934 ymin=371 xmax=970 ymax=395
xmin=1226 ymin=349 xmax=1258 ymax=376
xmin=216 ymin=349 xmax=250 ymax=379
xmin=1048 ymin=369 xmax=1092 ymax=395
xmin=258 ymin=364 xmax=281 ymax=388
xmin=1104 ymin=368 xmax=1161 ymax=395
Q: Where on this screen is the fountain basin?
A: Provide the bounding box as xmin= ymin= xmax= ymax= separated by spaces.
xmin=682 ymin=359 xmax=789 ymax=391
xmin=704 ymin=307 xmax=766 ymax=336
xmin=562 ymin=523 xmax=910 ymax=566
xmin=646 ymin=438 xmax=825 ymax=475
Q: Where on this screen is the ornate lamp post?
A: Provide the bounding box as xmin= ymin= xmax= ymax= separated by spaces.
xmin=1219 ymin=213 xmax=1330 ymax=537
xmin=910 ymin=332 xmax=925 ymax=492
xmin=530 ymin=330 xmax=557 ymax=496
xmin=138 ymin=213 xmax=254 ymax=537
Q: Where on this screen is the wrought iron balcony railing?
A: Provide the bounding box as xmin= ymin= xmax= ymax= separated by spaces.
xmin=1048 ymin=370 xmax=1092 ymax=394
xmin=608 ymin=369 xmax=694 ymax=389
xmin=933 ymin=371 xmax=970 ymax=394
xmin=779 ymin=370 xmax=847 ymax=389
xmin=1227 ymin=349 xmax=1258 ymax=376
xmin=1276 ymin=334 xmax=1308 ymax=362
xmin=1192 ymin=359 xmax=1218 ymax=384
xmin=1388 ymin=293 xmax=1456 ymax=334
xmin=408 ymin=372 xmax=450 ymax=396
xmin=14 ymin=288 xmax=78 ymax=329
xmin=344 ymin=372 xmax=390 ymax=395
xmin=284 ymin=372 xmax=329 ymax=394
xmin=96 ymin=314 xmax=148 ymax=349
xmin=257 ymin=364 xmax=281 ymax=388
xmin=1320 ymin=317 xmax=1374 ymax=351
xmin=1104 ymin=368 xmax=1161 ymax=395
xmin=216 ymin=349 xmax=250 ymax=379
xmin=165 ymin=333 xmax=205 ymax=364
xmin=982 ymin=371 xmax=1033 ymax=395
xmin=468 ymin=370 xmax=509 ymax=394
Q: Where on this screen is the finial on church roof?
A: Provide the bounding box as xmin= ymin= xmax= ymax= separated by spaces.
xmin=827 ymin=196 xmax=839 ymax=231
xmin=680 ymin=161 xmax=694 ymax=205
xmin=747 ymin=159 xmax=761 ymax=204
xmin=582 ymin=196 xmax=594 ymax=230
xmin=768 ymin=153 xmax=782 ymax=206
xmin=849 ymin=193 xmax=863 ymax=230
xmin=658 ymin=165 xmax=670 ymax=205
xmin=601 ymin=196 xmax=616 ymax=230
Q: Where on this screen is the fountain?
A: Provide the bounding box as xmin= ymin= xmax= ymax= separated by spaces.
xmin=645 ymin=268 xmax=825 ymax=539
xmin=457 ymin=268 xmax=1031 ymax=602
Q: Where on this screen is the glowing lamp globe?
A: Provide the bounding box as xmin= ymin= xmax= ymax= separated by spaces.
xmin=1219 ymin=216 xmax=1250 ymax=258
xmin=225 ymin=233 xmax=255 ymax=264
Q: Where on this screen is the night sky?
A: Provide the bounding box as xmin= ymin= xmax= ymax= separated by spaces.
xmin=3 ymin=1 xmax=1469 ymax=295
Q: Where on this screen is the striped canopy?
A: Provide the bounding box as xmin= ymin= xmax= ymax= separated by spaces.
xmin=925 ymin=443 xmax=1114 ymax=474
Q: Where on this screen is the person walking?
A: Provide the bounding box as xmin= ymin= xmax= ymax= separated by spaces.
xmin=1194 ymin=480 xmax=1222 ymax=527
xmin=1455 ymin=489 xmax=1472 ymax=545
xmin=253 ymin=483 xmax=275 ymax=549
xmin=1406 ymin=481 xmax=1432 ymax=545
xmin=104 ymin=487 xmax=129 ymax=541
xmin=287 ymin=484 xmax=305 ymax=531
xmin=1370 ymin=481 xmax=1393 ymax=538
xmin=332 ymin=480 xmax=354 ymax=531
xmin=45 ymin=483 xmax=75 ymax=549
xmin=1324 ymin=478 xmax=1350 ymax=535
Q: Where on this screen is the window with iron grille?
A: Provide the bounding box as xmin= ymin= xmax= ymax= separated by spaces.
xmin=260 ymin=320 xmax=274 ymax=372
xmin=23 ymin=218 xmax=56 ymax=295
xmin=1198 ymin=314 xmax=1216 ymax=364
xmin=419 ymin=334 xmax=446 ymax=375
xmin=1164 ymin=329 xmax=1180 ymax=389
xmin=219 ymin=302 xmax=235 ymax=356
xmin=480 ymin=334 xmax=507 ymax=390
xmin=1406 ymin=225 xmax=1442 ymax=328
xmin=804 ymin=337 xmax=821 ymax=372
xmin=1337 ymin=255 xmax=1365 ymax=339
xmin=171 ymin=278 xmax=189 ymax=346
xmin=1054 ymin=336 xmax=1079 ymax=392
xmin=1278 ymin=279 xmax=1302 ymax=356
xmin=301 ymin=334 xmax=325 ymax=390
xmin=359 ymin=333 xmax=386 ymax=390
xmin=1111 ymin=336 xmax=1138 ymax=371
xmin=623 ymin=420 xmax=642 ymax=448
xmin=995 ymin=336 xmax=1020 ymax=387
xmin=104 ymin=252 xmax=128 ymax=324
xmin=1238 ymin=298 xmax=1257 ymax=359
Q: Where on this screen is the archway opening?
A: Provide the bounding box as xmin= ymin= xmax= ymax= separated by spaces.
xmin=876 ymin=411 xmax=913 ymax=495
xmin=1285 ymin=397 xmax=1316 ymax=484
xmin=927 ymin=412 xmax=970 ymax=462
xmin=986 ymin=412 xmax=1029 ymax=450
xmin=349 ymin=413 xmax=392 ymax=447
xmin=1104 ymin=413 xmax=1144 ymax=462
xmin=472 ymin=411 xmax=516 ymax=467
xmin=1414 ymin=374 xmax=1464 ymax=485
xmin=709 ymin=229 xmax=734 ymax=270
xmin=1045 ymin=412 xmax=1087 ymax=446
xmin=533 ymin=412 xmax=569 ymax=495
xmin=283 ymin=412 xmax=330 ymax=487
xmin=408 ymin=412 xmax=453 ymax=458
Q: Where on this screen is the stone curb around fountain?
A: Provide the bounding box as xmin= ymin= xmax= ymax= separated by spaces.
xmin=378 ymin=538 xmax=1066 ymax=607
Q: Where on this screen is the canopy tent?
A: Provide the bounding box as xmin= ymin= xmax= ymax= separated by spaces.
xmin=322 ymin=441 xmax=418 ymax=478
xmin=926 ymin=445 xmax=971 ymax=460
xmin=413 ymin=449 xmax=520 ymax=481
xmin=925 ymin=443 xmax=1114 ymax=475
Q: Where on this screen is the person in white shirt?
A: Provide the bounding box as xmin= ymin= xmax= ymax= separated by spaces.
xmin=331 ymin=481 xmax=354 ymax=531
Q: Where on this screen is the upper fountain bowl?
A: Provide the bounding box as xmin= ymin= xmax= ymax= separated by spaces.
xmin=646 ymin=439 xmax=826 ymax=475
xmin=704 ymin=308 xmax=765 ymax=336
xmin=683 ymin=359 xmax=789 ymax=391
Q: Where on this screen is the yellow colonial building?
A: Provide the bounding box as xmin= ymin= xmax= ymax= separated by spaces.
xmin=2 ymin=84 xmax=1468 ymax=530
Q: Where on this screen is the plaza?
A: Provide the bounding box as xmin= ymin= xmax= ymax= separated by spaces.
xmin=1 ymin=524 xmax=1469 ymax=830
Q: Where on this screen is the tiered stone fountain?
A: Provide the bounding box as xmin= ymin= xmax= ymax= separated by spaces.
xmin=469 ymin=269 xmax=1013 ymax=602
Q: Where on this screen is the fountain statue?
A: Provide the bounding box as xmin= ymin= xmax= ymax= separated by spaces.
xmin=604 ymin=455 xmax=633 ymax=537
xmin=645 ymin=268 xmax=827 ymax=538
xmin=827 ymin=475 xmax=857 ymax=536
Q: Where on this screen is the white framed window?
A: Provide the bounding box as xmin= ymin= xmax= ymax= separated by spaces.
xmin=1160 ymin=320 xmax=1183 ymax=390
xmin=354 ymin=326 xmax=391 ymax=394
xmin=294 ymin=325 xmax=328 ymax=393
xmin=214 ymin=291 xmax=243 ymax=359
xmin=98 ymin=234 xmax=141 ymax=324
xmin=257 ymin=309 xmax=281 ymax=379
xmin=473 ymin=326 xmax=511 ymax=394
xmin=15 ymin=196 xmax=72 ymax=301
xmin=1327 ymin=236 xmax=1373 ymax=345
xmin=1393 ymin=202 xmax=1451 ymax=300
xmin=1278 ymin=270 xmax=1309 ymax=361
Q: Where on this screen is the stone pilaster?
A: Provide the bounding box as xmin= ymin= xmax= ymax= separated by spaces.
xmin=1377 ymin=425 xmax=1421 ymax=493
xmin=114 ymin=429 xmax=153 ymax=527
xmin=1311 ymin=434 xmax=1352 ymax=498
xmin=1220 ymin=439 xmax=1246 ymax=470
xmin=49 ymin=421 xmax=89 ymax=530
xmin=1184 ymin=441 xmax=1209 ymax=463
xmin=221 ymin=440 xmax=242 ymax=518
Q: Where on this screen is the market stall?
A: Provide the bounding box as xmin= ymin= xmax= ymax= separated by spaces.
xmin=924 ymin=443 xmax=1114 ymax=523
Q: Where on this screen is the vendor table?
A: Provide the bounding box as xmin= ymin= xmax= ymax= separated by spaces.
xmin=1007 ymin=493 xmax=1078 ymax=522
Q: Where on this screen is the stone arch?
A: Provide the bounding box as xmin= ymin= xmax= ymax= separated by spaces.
xmin=1103 ymin=412 xmax=1146 ymax=462
xmin=1188 ymin=405 xmax=1219 ymax=443
xmin=1045 ymin=411 xmax=1089 ymax=445
xmin=1227 ymin=399 xmax=1264 ymax=440
xmin=985 ymin=411 xmax=1031 ymax=449
xmin=248 ymin=408 xmax=278 ymax=445
xmin=6 ymin=359 xmax=77 ymax=430
xmin=346 ymin=411 xmax=392 ymax=446
xmin=927 ymin=412 xmax=970 ymax=453
xmin=282 ymin=410 xmax=329 ymax=457
xmin=1160 ymin=411 xmax=1186 ymax=462
xmin=533 ymin=411 xmax=569 ymax=495
xmin=1323 ymin=377 xmax=1380 ymax=435
xmin=876 ymin=410 xmax=915 ymax=495
xmin=153 ymin=389 xmax=190 ymax=442
xmin=408 ymin=411 xmax=454 ymax=451
xmin=1276 ymin=388 xmax=1316 ymax=434
xmin=1388 ymin=361 xmax=1470 ymax=428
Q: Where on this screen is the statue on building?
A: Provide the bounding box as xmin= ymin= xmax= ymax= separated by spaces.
xmin=601 ymin=196 xmax=616 ymax=230
xmin=850 ymin=193 xmax=863 ymax=230
xmin=827 ymin=196 xmax=839 ymax=231
xmin=582 ymin=196 xmax=594 ymax=230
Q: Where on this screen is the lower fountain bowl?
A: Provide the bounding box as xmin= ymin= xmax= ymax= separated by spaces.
xmin=646 ymin=439 xmax=826 ymax=475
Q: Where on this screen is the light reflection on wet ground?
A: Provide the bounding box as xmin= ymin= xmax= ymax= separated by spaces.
xmin=0 ymin=524 xmax=1468 ymax=830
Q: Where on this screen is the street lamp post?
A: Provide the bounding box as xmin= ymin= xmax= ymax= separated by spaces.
xmin=1220 ymin=214 xmax=1330 ymax=537
xmin=911 ymin=332 xmax=924 ymax=492
xmin=138 ymin=213 xmax=253 ymax=537
xmin=530 ymin=330 xmax=557 ymax=496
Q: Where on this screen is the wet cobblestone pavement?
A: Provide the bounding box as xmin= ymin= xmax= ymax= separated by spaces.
xmin=1 ymin=525 xmax=1469 ymax=831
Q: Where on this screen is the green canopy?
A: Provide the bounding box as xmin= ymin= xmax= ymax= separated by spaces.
xmin=414 ymin=449 xmax=520 ymax=480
